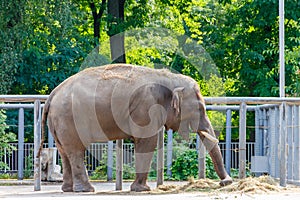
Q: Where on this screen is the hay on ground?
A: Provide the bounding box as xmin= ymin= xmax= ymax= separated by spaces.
xmin=218 ymin=176 xmax=280 ymax=194
xmin=153 ymin=176 xmax=280 ymax=194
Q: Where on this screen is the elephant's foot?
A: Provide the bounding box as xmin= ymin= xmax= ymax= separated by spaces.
xmin=219 ymin=175 xmax=233 ymax=186
xmin=130 ymin=182 xmax=151 ymax=192
xmin=62 ymin=182 xmax=73 ymax=192
xmin=73 ymin=182 xmax=95 ymax=192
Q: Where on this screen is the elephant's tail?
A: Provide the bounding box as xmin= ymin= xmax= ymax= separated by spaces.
xmin=37 ymin=95 xmax=51 ymax=158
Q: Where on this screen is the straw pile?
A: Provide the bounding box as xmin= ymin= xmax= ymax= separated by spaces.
xmin=153 ymin=176 xmax=280 ymax=194
xmin=218 ymin=176 xmax=280 ymax=194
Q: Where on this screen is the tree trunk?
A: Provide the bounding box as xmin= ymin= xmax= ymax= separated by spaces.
xmin=107 ymin=0 xmax=126 ymax=63
xmin=90 ymin=0 xmax=107 ymax=47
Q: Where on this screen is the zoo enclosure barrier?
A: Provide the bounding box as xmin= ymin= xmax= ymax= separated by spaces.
xmin=1 ymin=142 xmax=255 ymax=175
xmin=0 ymin=95 xmax=300 ymax=190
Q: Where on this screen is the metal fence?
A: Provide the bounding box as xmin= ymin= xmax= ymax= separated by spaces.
xmin=1 ymin=142 xmax=255 ymax=174
xmin=255 ymin=104 xmax=300 ymax=185
xmin=1 ymin=95 xmax=300 ymax=187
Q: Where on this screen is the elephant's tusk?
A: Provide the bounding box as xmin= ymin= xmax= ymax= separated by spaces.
xmin=200 ymin=131 xmax=219 ymax=143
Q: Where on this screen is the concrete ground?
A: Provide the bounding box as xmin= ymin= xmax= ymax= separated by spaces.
xmin=1 ymin=180 xmax=300 ymax=200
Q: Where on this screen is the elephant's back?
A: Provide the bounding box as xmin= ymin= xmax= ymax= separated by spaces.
xmin=79 ymin=64 xmax=176 ymax=82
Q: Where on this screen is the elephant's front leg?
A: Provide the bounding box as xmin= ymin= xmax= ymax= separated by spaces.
xmin=131 ymin=135 xmax=158 ymax=192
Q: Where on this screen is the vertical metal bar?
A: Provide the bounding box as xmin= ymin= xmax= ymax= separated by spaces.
xmin=4 ymin=147 xmax=7 ymax=173
xmin=166 ymin=129 xmax=173 ymax=178
xmin=294 ymin=105 xmax=300 ymax=182
xmin=48 ymin=129 xmax=54 ymax=148
xmin=279 ymin=0 xmax=285 ymax=98
xmin=269 ymin=108 xmax=276 ymax=177
xmin=235 ymin=143 xmax=238 ymax=168
xmin=107 ymin=141 xmax=114 ymax=181
xmin=274 ymin=106 xmax=280 ymax=179
xmin=116 ymin=139 xmax=123 ymax=190
xmin=34 ymin=100 xmax=41 ymax=191
xmin=279 ymin=102 xmax=287 ymax=187
xmin=255 ymin=108 xmax=260 ymax=156
xmin=225 ymin=109 xmax=232 ymax=175
xmin=157 ymin=127 xmax=164 ymax=187
xmin=262 ymin=109 xmax=268 ymax=156
xmin=197 ymin=134 xmax=206 ymax=179
xmin=239 ymin=102 xmax=247 ymax=179
xmin=18 ymin=108 xmax=24 ymax=180
xmin=287 ymin=105 xmax=293 ymax=181
xmin=259 ymin=109 xmax=264 ymax=156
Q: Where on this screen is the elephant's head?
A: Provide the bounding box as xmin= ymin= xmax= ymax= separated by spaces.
xmin=166 ymin=83 xmax=217 ymax=144
xmin=165 ymin=81 xmax=232 ymax=185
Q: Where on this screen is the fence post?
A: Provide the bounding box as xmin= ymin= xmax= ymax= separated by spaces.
xmin=107 ymin=141 xmax=114 ymax=181
xmin=157 ymin=126 xmax=164 ymax=187
xmin=279 ymin=102 xmax=287 ymax=187
xmin=18 ymin=108 xmax=24 ymax=180
xmin=269 ymin=108 xmax=276 ymax=177
xmin=294 ymin=105 xmax=300 ymax=183
xmin=197 ymin=134 xmax=206 ymax=179
xmin=166 ymin=129 xmax=173 ymax=178
xmin=34 ymin=100 xmax=41 ymax=191
xmin=259 ymin=109 xmax=264 ymax=156
xmin=239 ymin=102 xmax=247 ymax=179
xmin=255 ymin=108 xmax=261 ymax=156
xmin=262 ymin=109 xmax=268 ymax=156
xmin=274 ymin=106 xmax=280 ymax=179
xmin=116 ymin=139 xmax=123 ymax=190
xmin=287 ymin=105 xmax=293 ymax=181
xmin=225 ymin=109 xmax=232 ymax=175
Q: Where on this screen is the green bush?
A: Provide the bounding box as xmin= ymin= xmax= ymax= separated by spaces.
xmin=91 ymin=163 xmax=135 ymax=180
xmin=171 ymin=149 xmax=198 ymax=180
xmin=171 ymin=148 xmax=218 ymax=180
xmin=90 ymin=150 xmax=135 ymax=180
xmin=24 ymin=152 xmax=34 ymax=179
xmin=0 ymin=109 xmax=16 ymax=171
xmin=90 ymin=163 xmax=108 ymax=180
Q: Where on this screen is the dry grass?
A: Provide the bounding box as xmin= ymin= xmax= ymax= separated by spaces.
xmin=218 ymin=176 xmax=280 ymax=194
xmin=152 ymin=176 xmax=281 ymax=195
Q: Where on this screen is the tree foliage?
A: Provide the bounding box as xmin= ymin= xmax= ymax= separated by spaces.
xmin=1 ymin=0 xmax=300 ymax=143
xmin=1 ymin=0 xmax=95 ymax=95
xmin=1 ymin=0 xmax=299 ymax=97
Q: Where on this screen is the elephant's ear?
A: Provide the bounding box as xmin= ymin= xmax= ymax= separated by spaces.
xmin=171 ymin=87 xmax=184 ymax=116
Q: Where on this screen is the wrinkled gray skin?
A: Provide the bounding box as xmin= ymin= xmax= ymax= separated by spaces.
xmin=40 ymin=64 xmax=232 ymax=192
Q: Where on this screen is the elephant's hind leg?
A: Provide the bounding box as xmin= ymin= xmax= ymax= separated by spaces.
xmin=131 ymin=135 xmax=158 ymax=192
xmin=67 ymin=148 xmax=95 ymax=192
xmin=60 ymin=152 xmax=73 ymax=192
xmin=53 ymin=137 xmax=73 ymax=192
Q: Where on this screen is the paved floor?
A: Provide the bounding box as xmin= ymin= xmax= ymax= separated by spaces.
xmin=1 ymin=180 xmax=300 ymax=200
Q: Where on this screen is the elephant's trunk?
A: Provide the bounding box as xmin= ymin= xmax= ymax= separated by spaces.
xmin=199 ymin=130 xmax=233 ymax=186
xmin=208 ymin=143 xmax=228 ymax=180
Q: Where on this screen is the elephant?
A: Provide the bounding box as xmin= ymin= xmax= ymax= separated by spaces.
xmin=39 ymin=64 xmax=233 ymax=192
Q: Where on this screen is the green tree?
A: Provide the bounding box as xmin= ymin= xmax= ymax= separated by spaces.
xmin=11 ymin=0 xmax=94 ymax=94
xmin=206 ymin=0 xmax=300 ymax=97
xmin=0 ymin=0 xmax=25 ymax=94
